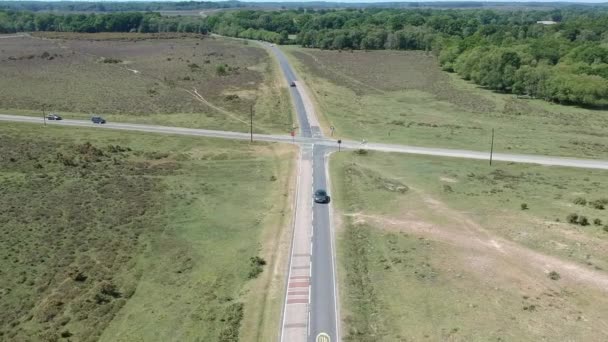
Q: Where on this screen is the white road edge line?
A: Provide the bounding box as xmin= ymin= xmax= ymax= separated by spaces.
xmin=308 ymin=309 xmax=311 ymax=336
xmin=325 ymin=149 xmax=341 ymax=342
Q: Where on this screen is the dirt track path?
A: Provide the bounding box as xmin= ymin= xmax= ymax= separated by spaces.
xmin=347 ymin=193 xmax=608 ymax=293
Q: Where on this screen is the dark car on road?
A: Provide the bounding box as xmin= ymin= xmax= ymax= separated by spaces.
xmin=46 ymin=113 xmax=62 ymax=120
xmin=290 ymin=81 xmax=296 ymax=87
xmin=91 ymin=116 xmax=106 ymax=124
xmin=314 ymin=189 xmax=330 ymax=204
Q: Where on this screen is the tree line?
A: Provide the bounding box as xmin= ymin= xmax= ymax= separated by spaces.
xmin=205 ymin=8 xmax=608 ymax=106
xmin=0 ymin=11 xmax=209 ymax=34
xmin=0 ymin=1 xmax=238 ymax=13
xmin=1 ymin=7 xmax=608 ymax=106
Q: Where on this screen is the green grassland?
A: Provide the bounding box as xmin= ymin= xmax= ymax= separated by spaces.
xmin=330 ymin=150 xmax=608 ymax=341
xmin=0 ymin=122 xmax=295 ymax=341
xmin=0 ymin=33 xmax=293 ymax=134
xmin=284 ymin=47 xmax=608 ymax=159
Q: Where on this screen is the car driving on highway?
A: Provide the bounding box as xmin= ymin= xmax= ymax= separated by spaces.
xmin=46 ymin=113 xmax=62 ymax=120
xmin=91 ymin=116 xmax=106 ymax=124
xmin=314 ymin=189 xmax=330 ymax=204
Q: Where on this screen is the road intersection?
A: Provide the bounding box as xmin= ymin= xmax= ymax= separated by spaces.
xmin=267 ymin=44 xmax=339 ymax=342
xmin=2 ymin=42 xmax=608 ymax=342
xmin=3 ymin=114 xmax=608 ymax=171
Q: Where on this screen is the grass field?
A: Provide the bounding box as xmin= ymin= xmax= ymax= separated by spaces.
xmin=284 ymin=47 xmax=608 ymax=159
xmin=0 ymin=33 xmax=293 ymax=134
xmin=330 ymin=150 xmax=608 ymax=341
xmin=0 ymin=122 xmax=295 ymax=341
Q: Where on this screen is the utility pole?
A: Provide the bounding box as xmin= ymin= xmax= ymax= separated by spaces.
xmin=338 ymin=139 xmax=342 ymax=152
xmin=250 ymin=104 xmax=254 ymax=143
xmin=42 ymin=105 xmax=46 ymax=127
xmin=490 ymin=128 xmax=495 ymax=166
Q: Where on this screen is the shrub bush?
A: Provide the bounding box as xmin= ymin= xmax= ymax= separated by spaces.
xmin=102 ymin=57 xmax=122 ymax=64
xmin=216 ymin=64 xmax=227 ymax=76
xmin=520 ymin=203 xmax=528 ymax=210
xmin=548 ymin=271 xmax=560 ymax=280
xmin=567 ymin=213 xmax=579 ymax=224
xmin=594 ymin=218 xmax=603 ymax=226
xmin=247 ymin=256 xmax=266 ymax=279
xmin=573 ymin=197 xmax=587 ymax=205
xmin=590 ymin=198 xmax=607 ymax=210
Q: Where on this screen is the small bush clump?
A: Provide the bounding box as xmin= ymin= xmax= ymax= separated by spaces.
xmin=567 ymin=213 xmax=589 ymax=226
xmin=216 ymin=64 xmax=227 ymax=76
xmin=247 ymin=256 xmax=267 ymax=279
xmin=567 ymin=213 xmax=579 ymax=224
xmin=573 ymin=197 xmax=587 ymax=205
xmin=102 ymin=57 xmax=122 ymax=64
xmin=548 ymin=271 xmax=561 ymax=280
xmin=593 ymin=218 xmax=602 ymax=226
xmin=520 ymin=203 xmax=528 ymax=210
xmin=590 ymin=198 xmax=608 ymax=210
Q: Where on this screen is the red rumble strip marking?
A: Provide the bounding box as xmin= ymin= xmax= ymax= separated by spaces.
xmin=287 ymin=298 xmax=309 ymax=304
xmin=290 ymin=275 xmax=310 ymax=280
xmin=288 ymin=281 xmax=309 ymax=288
xmin=288 ymin=291 xmax=309 ymax=296
xmin=291 ymin=265 xmax=310 ymax=270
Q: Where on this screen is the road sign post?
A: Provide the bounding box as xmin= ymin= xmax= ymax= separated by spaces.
xmin=291 ymin=129 xmax=295 ymax=142
xmin=250 ymin=104 xmax=254 ymax=142
xmin=337 ymin=139 xmax=342 ymax=152
xmin=490 ymin=128 xmax=494 ymax=166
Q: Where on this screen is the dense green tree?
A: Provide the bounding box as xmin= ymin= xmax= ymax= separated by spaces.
xmin=2 ymin=6 xmax=608 ymax=106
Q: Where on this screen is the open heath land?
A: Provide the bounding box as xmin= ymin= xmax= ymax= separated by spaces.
xmin=0 ymin=33 xmax=293 ymax=133
xmin=0 ymin=122 xmax=295 ymax=341
xmin=284 ymin=47 xmax=608 ymax=159
xmin=330 ymin=150 xmax=608 ymax=341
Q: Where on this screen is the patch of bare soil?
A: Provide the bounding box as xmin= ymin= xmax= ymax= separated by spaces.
xmin=346 ymin=193 xmax=608 ymax=294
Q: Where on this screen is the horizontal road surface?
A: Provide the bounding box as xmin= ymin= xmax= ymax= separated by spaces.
xmin=3 ymin=114 xmax=608 ymax=171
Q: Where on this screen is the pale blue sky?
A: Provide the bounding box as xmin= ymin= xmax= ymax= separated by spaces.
xmin=2 ymin=0 xmax=606 ymax=2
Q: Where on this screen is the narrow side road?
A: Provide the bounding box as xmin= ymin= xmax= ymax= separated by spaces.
xmin=2 ymin=114 xmax=608 ymax=170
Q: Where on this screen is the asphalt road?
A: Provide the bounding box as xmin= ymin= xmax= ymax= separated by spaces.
xmin=264 ymin=43 xmax=340 ymax=342
xmin=3 ymin=114 xmax=608 ymax=171
xmin=310 ymin=145 xmax=339 ymax=341
xmin=267 ymin=44 xmax=312 ymax=138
